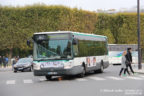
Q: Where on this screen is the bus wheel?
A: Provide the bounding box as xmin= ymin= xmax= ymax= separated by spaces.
xmin=45 ymin=75 xmax=52 ymax=80
xmin=99 ymin=64 xmax=104 ymax=73
xmin=78 ymin=66 xmax=86 ymax=78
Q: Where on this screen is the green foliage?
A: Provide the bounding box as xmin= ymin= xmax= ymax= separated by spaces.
xmin=0 ymin=5 xmax=144 ymax=58
xmin=94 ymin=13 xmax=144 ymax=45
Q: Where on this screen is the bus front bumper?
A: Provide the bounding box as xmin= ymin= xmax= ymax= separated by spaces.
xmin=33 ymin=66 xmax=83 ymax=76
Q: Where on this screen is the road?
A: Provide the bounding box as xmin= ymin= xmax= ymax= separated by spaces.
xmin=0 ymin=65 xmax=144 ymax=96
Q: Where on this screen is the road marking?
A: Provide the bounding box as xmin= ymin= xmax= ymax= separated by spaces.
xmin=88 ymin=77 xmax=105 ymax=80
xmin=76 ymin=78 xmax=87 ymax=81
xmin=39 ymin=78 xmax=46 ymax=81
xmin=126 ymin=76 xmax=143 ymax=80
xmin=137 ymin=75 xmax=144 ymax=78
xmin=106 ymin=76 xmax=124 ymax=80
xmin=23 ymin=79 xmax=33 ymax=84
xmin=6 ymin=80 xmax=15 ymax=85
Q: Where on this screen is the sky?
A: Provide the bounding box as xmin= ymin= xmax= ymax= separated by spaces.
xmin=0 ymin=0 xmax=144 ymax=11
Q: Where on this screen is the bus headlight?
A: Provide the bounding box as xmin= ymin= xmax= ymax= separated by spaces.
xmin=64 ymin=61 xmax=73 ymax=69
xmin=33 ymin=63 xmax=41 ymax=70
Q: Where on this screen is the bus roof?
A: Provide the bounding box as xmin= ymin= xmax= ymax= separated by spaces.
xmin=34 ymin=31 xmax=107 ymax=38
xmin=108 ymin=44 xmax=137 ymax=45
xmin=108 ymin=44 xmax=138 ymax=51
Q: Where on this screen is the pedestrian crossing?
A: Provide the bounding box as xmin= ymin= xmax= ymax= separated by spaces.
xmin=88 ymin=77 xmax=106 ymax=81
xmin=6 ymin=80 xmax=15 ymax=85
xmin=76 ymin=78 xmax=88 ymax=81
xmin=23 ymin=79 xmax=33 ymax=84
xmin=4 ymin=75 xmax=144 ymax=85
xmin=106 ymin=76 xmax=124 ymax=80
xmin=125 ymin=76 xmax=143 ymax=80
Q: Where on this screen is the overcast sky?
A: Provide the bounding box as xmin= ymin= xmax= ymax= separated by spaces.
xmin=0 ymin=0 xmax=144 ymax=11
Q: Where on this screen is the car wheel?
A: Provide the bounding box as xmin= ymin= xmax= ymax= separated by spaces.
xmin=45 ymin=75 xmax=52 ymax=80
xmin=14 ymin=70 xmax=17 ymax=73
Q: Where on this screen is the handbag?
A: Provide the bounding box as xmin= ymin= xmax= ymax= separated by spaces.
xmin=125 ymin=60 xmax=129 ymax=66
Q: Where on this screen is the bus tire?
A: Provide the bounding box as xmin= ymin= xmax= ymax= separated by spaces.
xmin=78 ymin=65 xmax=86 ymax=78
xmin=45 ymin=75 xmax=52 ymax=80
xmin=99 ymin=62 xmax=104 ymax=73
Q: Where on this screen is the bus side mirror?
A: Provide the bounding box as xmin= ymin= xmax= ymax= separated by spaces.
xmin=27 ymin=40 xmax=31 ymax=47
xmin=72 ymin=39 xmax=78 ymax=45
xmin=27 ymin=36 xmax=34 ymax=47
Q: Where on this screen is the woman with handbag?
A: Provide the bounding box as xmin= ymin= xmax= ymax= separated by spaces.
xmin=119 ymin=51 xmax=130 ymax=76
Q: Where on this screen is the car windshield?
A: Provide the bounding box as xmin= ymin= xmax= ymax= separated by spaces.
xmin=17 ymin=58 xmax=33 ymax=64
xmin=34 ymin=39 xmax=72 ymax=60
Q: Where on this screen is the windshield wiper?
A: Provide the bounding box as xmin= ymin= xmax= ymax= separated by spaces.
xmin=36 ymin=57 xmax=61 ymax=61
xmin=61 ymin=56 xmax=67 ymax=58
xmin=35 ymin=55 xmax=71 ymax=61
xmin=36 ymin=58 xmax=50 ymax=62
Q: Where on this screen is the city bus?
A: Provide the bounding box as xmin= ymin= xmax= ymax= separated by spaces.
xmin=108 ymin=44 xmax=138 ymax=65
xmin=30 ymin=31 xmax=109 ymax=80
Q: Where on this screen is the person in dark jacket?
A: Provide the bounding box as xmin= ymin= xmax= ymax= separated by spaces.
xmin=12 ymin=57 xmax=18 ymax=70
xmin=0 ymin=56 xmax=2 ymax=68
xmin=125 ymin=48 xmax=135 ymax=74
xmin=5 ymin=57 xmax=9 ymax=67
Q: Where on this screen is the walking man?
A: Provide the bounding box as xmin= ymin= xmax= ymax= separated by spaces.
xmin=125 ymin=48 xmax=135 ymax=75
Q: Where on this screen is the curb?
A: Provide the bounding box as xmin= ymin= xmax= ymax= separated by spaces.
xmin=134 ymin=70 xmax=144 ymax=74
xmin=131 ymin=64 xmax=144 ymax=74
xmin=0 ymin=68 xmax=12 ymax=72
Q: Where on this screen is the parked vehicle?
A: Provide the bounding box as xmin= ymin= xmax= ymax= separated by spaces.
xmin=13 ymin=58 xmax=33 ymax=73
xmin=108 ymin=44 xmax=138 ymax=65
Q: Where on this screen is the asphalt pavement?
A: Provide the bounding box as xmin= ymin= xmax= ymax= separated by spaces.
xmin=0 ymin=65 xmax=144 ymax=96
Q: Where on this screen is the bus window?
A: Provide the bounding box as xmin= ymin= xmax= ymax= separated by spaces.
xmin=73 ymin=44 xmax=79 ymax=56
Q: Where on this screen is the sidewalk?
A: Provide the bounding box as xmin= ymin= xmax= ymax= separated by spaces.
xmin=132 ymin=64 xmax=144 ymax=74
xmin=0 ymin=66 xmax=12 ymax=72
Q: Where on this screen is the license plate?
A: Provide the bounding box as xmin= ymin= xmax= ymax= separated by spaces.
xmin=48 ymin=72 xmax=57 ymax=75
xmin=41 ymin=62 xmax=63 ymax=68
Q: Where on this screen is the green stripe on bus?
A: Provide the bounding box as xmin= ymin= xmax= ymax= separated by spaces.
xmin=33 ymin=60 xmax=68 ymax=63
xmin=73 ymin=33 xmax=107 ymax=38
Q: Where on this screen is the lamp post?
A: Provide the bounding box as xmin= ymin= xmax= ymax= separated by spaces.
xmin=137 ymin=0 xmax=142 ymax=69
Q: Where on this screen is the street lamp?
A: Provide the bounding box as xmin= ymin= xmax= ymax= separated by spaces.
xmin=137 ymin=0 xmax=142 ymax=69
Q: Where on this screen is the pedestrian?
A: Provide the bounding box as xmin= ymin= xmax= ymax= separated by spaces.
xmin=125 ymin=48 xmax=135 ymax=75
xmin=0 ymin=56 xmax=2 ymax=68
xmin=5 ymin=57 xmax=9 ymax=67
xmin=17 ymin=56 xmax=20 ymax=60
xmin=12 ymin=57 xmax=17 ymax=70
xmin=119 ymin=51 xmax=130 ymax=76
xmin=2 ymin=56 xmax=6 ymax=68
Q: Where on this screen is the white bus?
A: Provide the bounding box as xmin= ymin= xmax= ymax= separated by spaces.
xmin=108 ymin=44 xmax=138 ymax=64
xmin=30 ymin=31 xmax=109 ymax=80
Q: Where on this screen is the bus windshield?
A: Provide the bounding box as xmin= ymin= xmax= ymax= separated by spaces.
xmin=34 ymin=39 xmax=72 ymax=60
